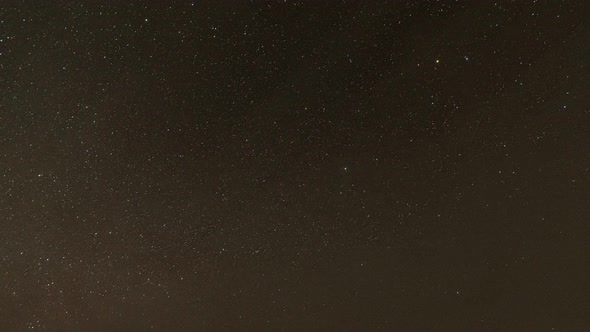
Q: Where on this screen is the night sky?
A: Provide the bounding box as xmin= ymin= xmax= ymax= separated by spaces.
xmin=1 ymin=1 xmax=590 ymax=331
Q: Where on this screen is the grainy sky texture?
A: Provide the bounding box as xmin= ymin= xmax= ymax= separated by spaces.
xmin=1 ymin=1 xmax=589 ymax=330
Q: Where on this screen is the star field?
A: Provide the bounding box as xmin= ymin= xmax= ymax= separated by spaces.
xmin=1 ymin=1 xmax=589 ymax=330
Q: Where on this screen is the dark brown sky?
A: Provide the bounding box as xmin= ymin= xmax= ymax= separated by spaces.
xmin=1 ymin=1 xmax=589 ymax=330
